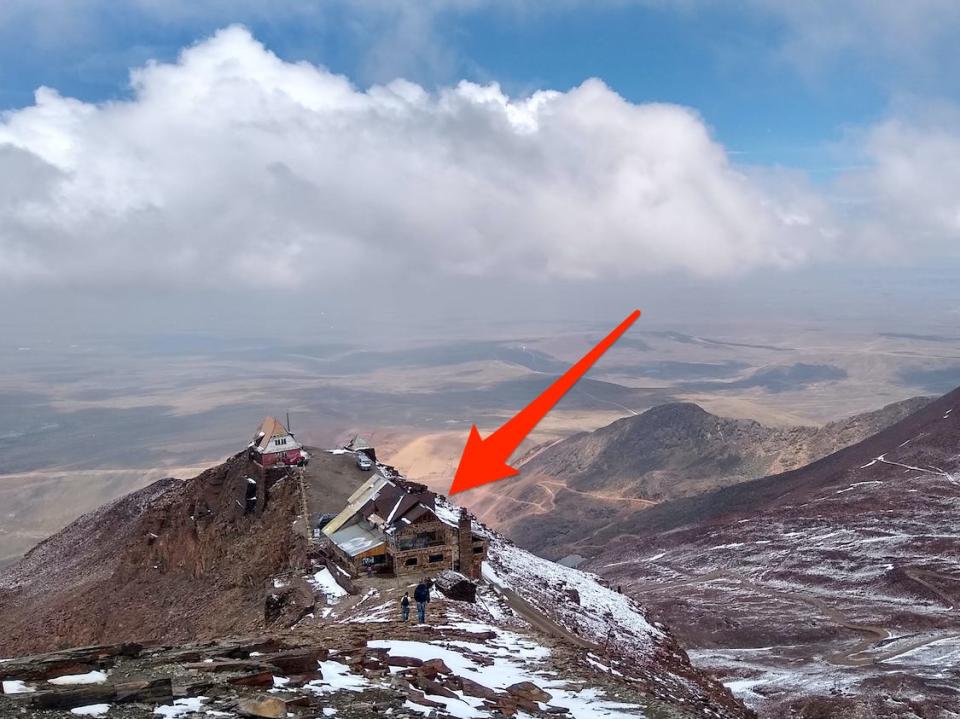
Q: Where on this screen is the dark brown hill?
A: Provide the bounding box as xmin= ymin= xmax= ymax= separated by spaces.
xmin=0 ymin=455 xmax=310 ymax=656
xmin=597 ymin=386 xmax=959 ymax=540
xmin=467 ymin=397 xmax=929 ymax=558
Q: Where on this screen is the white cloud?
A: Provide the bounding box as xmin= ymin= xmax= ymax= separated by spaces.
xmin=0 ymin=25 xmax=834 ymax=289
xmin=747 ymin=0 xmax=960 ymax=80
xmin=837 ymin=113 xmax=960 ymax=261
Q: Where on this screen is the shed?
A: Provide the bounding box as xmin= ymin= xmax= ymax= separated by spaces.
xmin=344 ymin=435 xmax=376 ymax=463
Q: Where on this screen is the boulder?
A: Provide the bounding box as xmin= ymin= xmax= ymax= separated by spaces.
xmin=264 ymin=577 xmax=315 ymax=626
xmin=421 ymin=658 xmax=452 ymax=675
xmin=228 ymin=671 xmax=277 ymax=687
xmin=27 ymin=678 xmax=173 ymax=710
xmin=434 ymin=570 xmax=477 ymax=603
xmin=237 ymin=696 xmax=288 ymax=718
xmin=458 ymin=676 xmax=498 ymax=700
xmin=262 ymin=647 xmax=327 ymax=674
xmin=0 ymin=643 xmax=143 ymax=681
xmin=488 ymin=696 xmax=518 ymax=717
xmin=507 ymin=681 xmax=552 ymax=703
xmin=413 ymin=676 xmax=459 ymax=699
xmin=406 ymin=688 xmax=444 ymax=709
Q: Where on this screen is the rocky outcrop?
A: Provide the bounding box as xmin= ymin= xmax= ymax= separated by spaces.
xmin=434 ymin=570 xmax=477 ymax=602
xmin=0 ymin=455 xmax=309 ymax=655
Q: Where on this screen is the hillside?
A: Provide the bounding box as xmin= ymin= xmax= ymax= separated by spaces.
xmin=583 ymin=386 xmax=960 ymax=717
xmin=0 ymin=452 xmax=751 ymax=718
xmin=466 ymin=397 xmax=929 ymax=558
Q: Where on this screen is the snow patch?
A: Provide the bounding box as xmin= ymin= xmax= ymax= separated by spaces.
xmin=154 ymin=697 xmax=207 ymax=717
xmin=306 ymin=661 xmax=369 ymax=694
xmin=310 ymin=567 xmax=347 ymax=603
xmin=2 ymin=680 xmax=34 ymax=694
xmin=50 ymin=670 xmax=108 ymax=685
xmin=71 ymin=705 xmax=111 ymax=717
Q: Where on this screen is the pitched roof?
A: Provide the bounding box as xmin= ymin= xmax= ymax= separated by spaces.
xmin=359 ymin=483 xmax=436 ymax=529
xmin=252 ymin=416 xmax=298 ymax=452
xmin=326 ymin=522 xmax=386 ymax=557
xmin=323 ymin=474 xmax=441 ymax=548
xmin=344 ymin=435 xmax=374 ymax=452
xmin=324 ymin=474 xmax=393 ymax=536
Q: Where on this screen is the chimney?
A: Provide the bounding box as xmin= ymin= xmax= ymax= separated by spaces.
xmin=458 ymin=508 xmax=476 ymax=579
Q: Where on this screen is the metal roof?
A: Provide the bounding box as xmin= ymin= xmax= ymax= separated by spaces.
xmin=323 ymin=474 xmax=393 ymax=536
xmin=344 ymin=435 xmax=374 ymax=452
xmin=326 ymin=522 xmax=386 ymax=557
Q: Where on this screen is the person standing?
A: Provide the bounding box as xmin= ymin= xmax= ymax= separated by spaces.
xmin=400 ymin=592 xmax=410 ymax=621
xmin=413 ymin=580 xmax=430 ymax=624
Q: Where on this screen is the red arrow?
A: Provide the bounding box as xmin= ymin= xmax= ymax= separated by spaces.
xmin=449 ymin=309 xmax=641 ymax=495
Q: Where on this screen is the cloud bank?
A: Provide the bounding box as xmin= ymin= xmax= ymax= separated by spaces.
xmin=0 ymin=26 xmax=837 ymax=289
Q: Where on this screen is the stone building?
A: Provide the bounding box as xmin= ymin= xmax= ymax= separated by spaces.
xmin=322 ymin=473 xmax=487 ymax=579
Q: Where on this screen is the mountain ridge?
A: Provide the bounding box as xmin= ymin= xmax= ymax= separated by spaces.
xmin=468 ymin=396 xmax=930 ymax=558
xmin=581 ymin=384 xmax=960 ymax=717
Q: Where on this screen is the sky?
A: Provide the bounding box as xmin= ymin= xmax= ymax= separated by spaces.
xmin=0 ymin=1 xmax=959 ymax=337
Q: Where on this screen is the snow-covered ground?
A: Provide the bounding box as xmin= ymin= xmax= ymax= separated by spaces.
xmin=153 ymin=696 xmax=208 ymax=717
xmin=484 ymin=539 xmax=663 ymax=653
xmin=588 ymin=419 xmax=960 ymax=716
xmin=309 ymin=567 xmax=348 ymax=604
xmin=370 ymin=632 xmax=646 ymax=719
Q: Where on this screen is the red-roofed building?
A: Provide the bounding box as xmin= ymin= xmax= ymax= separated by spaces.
xmin=249 ymin=416 xmax=310 ymax=468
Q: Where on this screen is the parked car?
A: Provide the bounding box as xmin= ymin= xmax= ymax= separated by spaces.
xmin=356 ymin=453 xmax=373 ymax=471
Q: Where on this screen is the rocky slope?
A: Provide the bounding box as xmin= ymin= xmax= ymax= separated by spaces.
xmin=0 ymin=454 xmax=312 ymax=655
xmin=584 ymin=386 xmax=960 ymax=717
xmin=0 ymin=452 xmax=751 ymax=718
xmin=467 ymin=397 xmax=929 ymax=558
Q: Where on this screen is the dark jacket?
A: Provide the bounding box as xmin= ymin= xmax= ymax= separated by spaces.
xmin=401 ymin=595 xmax=409 ymax=608
xmin=413 ymin=583 xmax=430 ymax=603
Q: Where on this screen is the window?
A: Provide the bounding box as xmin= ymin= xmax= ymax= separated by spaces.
xmin=404 ymin=557 xmax=418 ymax=567
xmin=428 ymin=553 xmax=444 ymax=563
xmin=472 ymin=546 xmax=484 ymax=554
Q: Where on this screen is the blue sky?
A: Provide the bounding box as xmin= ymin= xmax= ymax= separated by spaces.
xmin=0 ymin=1 xmax=941 ymax=175
xmin=1 ymin=1 xmax=958 ymax=308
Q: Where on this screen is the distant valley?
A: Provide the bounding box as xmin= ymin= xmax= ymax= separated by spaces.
xmin=3 ymin=321 xmax=960 ymax=571
xmin=467 ymin=396 xmax=930 ymax=560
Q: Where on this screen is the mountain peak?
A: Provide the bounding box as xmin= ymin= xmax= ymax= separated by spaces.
xmin=470 ymin=396 xmax=931 ymax=560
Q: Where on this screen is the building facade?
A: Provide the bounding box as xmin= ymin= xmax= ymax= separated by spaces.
xmin=249 ymin=416 xmax=310 ymax=468
xmin=323 ymin=473 xmax=487 ymax=579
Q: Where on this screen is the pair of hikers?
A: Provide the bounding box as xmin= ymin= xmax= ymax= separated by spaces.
xmin=400 ymin=580 xmax=431 ymax=624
